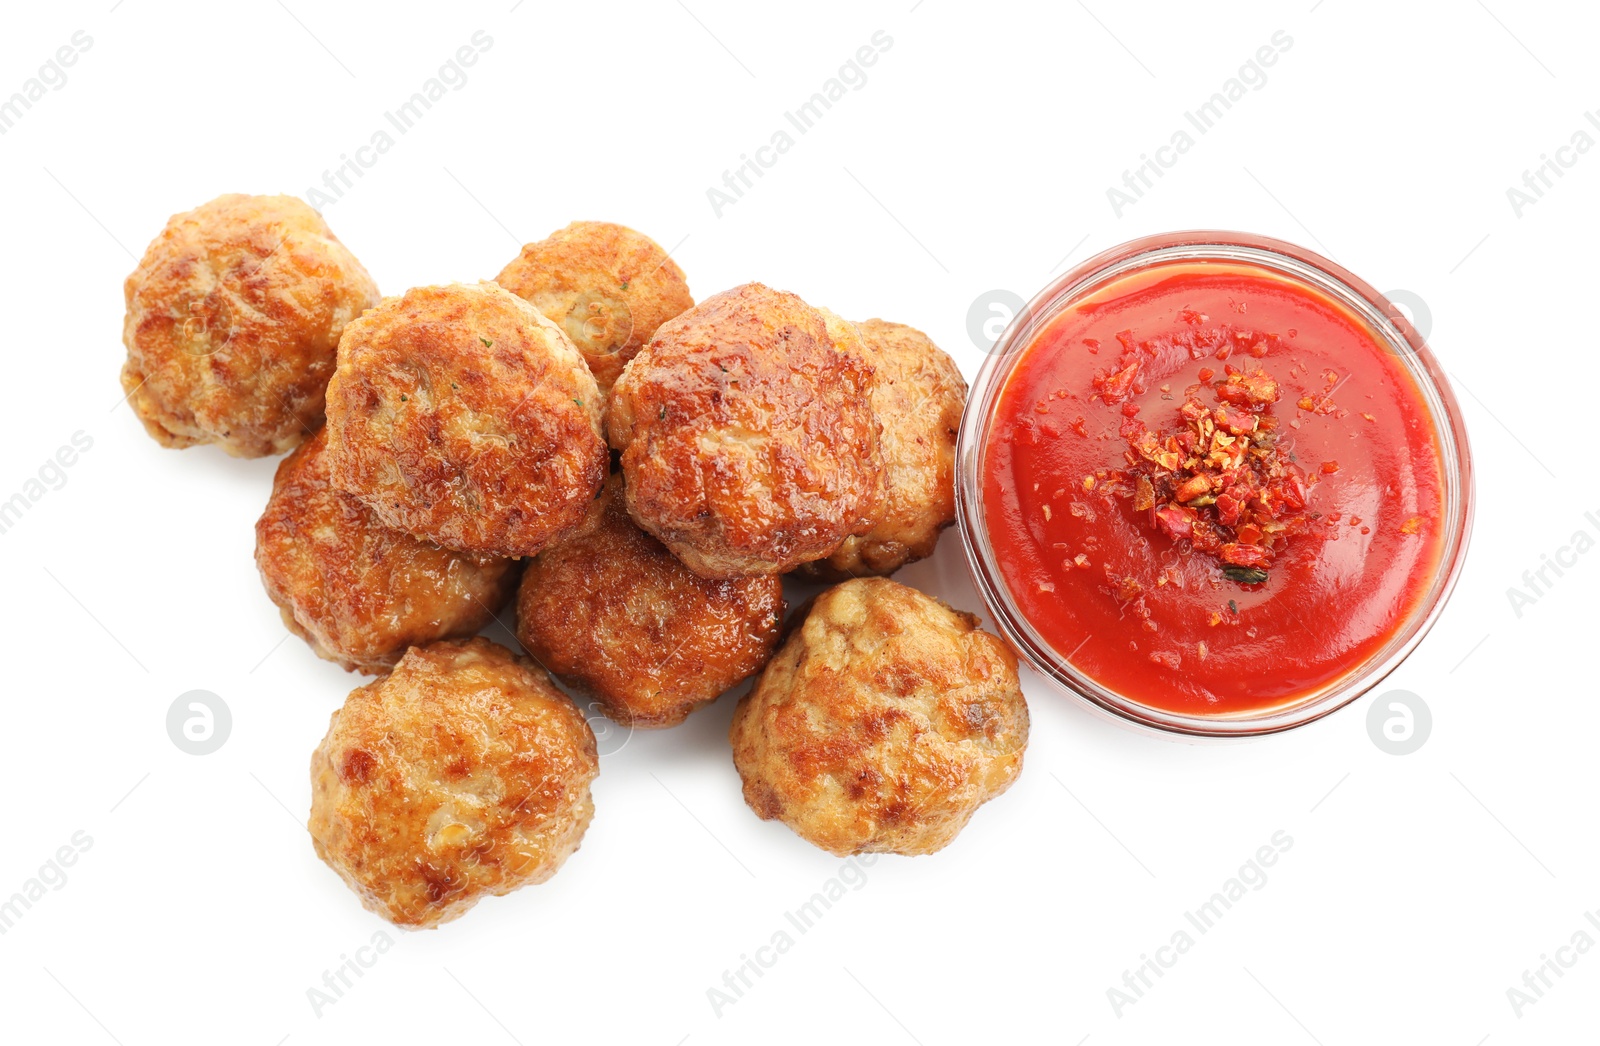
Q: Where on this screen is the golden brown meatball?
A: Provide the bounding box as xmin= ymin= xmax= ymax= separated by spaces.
xmin=121 ymin=193 xmax=379 ymax=457
xmin=608 ymin=283 xmax=885 ymax=578
xmin=324 ymin=282 xmax=607 ymax=558
xmin=515 ymin=475 xmax=784 ymax=728
xmin=494 ymin=221 xmax=694 ymax=394
xmin=255 ymin=427 xmax=519 ymax=674
xmin=799 ymin=319 xmax=966 ymax=579
xmin=309 ymin=638 xmax=598 ymax=929
xmin=730 ymin=578 xmax=1028 ymax=856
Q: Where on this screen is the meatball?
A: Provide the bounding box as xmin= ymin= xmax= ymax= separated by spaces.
xmin=494 ymin=221 xmax=694 ymax=394
xmin=515 ymin=475 xmax=784 ymax=728
xmin=608 ymin=283 xmax=885 ymax=578
xmin=323 ymin=282 xmax=607 ymax=558
xmin=308 ymin=638 xmax=598 ymax=928
xmin=120 ymin=193 xmax=379 ymax=457
xmin=799 ymin=319 xmax=967 ymax=579
xmin=730 ymin=578 xmax=1028 ymax=856
xmin=255 ymin=427 xmax=519 ymax=674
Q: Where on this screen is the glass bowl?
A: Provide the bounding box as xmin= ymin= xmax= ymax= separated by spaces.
xmin=954 ymin=231 xmax=1474 ymax=737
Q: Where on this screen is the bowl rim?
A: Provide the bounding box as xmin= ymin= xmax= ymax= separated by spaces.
xmin=954 ymin=230 xmax=1476 ymax=738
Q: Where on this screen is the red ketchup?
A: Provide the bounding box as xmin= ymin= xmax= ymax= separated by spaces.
xmin=982 ymin=261 xmax=1446 ymax=715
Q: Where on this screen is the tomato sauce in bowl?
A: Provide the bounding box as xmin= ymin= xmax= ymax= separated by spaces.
xmin=957 ymin=234 xmax=1472 ymax=735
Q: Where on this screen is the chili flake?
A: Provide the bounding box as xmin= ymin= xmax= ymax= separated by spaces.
xmin=1113 ymin=367 xmax=1314 ymax=584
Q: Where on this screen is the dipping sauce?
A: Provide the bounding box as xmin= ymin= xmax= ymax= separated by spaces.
xmin=980 ymin=259 xmax=1446 ymax=716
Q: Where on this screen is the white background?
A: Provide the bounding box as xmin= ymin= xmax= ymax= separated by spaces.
xmin=1 ymin=1 xmax=1594 ymax=1043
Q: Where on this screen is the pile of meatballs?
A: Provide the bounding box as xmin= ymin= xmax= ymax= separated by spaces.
xmin=120 ymin=194 xmax=1031 ymax=929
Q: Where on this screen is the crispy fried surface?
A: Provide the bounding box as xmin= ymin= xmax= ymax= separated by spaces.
xmin=255 ymin=428 xmax=519 ymax=674
xmin=800 ymin=319 xmax=966 ymax=579
xmin=120 ymin=194 xmax=379 ymax=457
xmin=730 ymin=578 xmax=1028 ymax=856
xmin=494 ymin=221 xmax=693 ymax=394
xmin=515 ymin=476 xmax=783 ymax=728
xmin=608 ymin=283 xmax=885 ymax=578
xmin=308 ymin=638 xmax=598 ymax=928
xmin=324 ymin=282 xmax=607 ymax=558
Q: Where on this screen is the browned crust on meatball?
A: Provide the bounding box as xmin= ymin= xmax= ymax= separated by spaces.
xmin=308 ymin=637 xmax=598 ymax=929
xmin=121 ymin=194 xmax=379 ymax=457
xmin=323 ymin=282 xmax=608 ymax=558
xmin=494 ymin=221 xmax=694 ymax=394
xmin=730 ymin=578 xmax=1028 ymax=856
xmin=608 ymin=283 xmax=885 ymax=578
xmin=799 ymin=319 xmax=967 ymax=580
xmin=255 ymin=428 xmax=520 ymax=674
xmin=515 ymin=475 xmax=784 ymax=728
